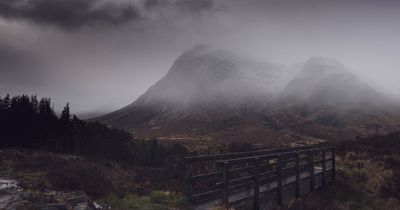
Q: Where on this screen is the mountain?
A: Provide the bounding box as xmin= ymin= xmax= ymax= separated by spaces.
xmin=95 ymin=46 xmax=400 ymax=145
xmin=282 ymin=57 xmax=390 ymax=108
xmin=278 ymin=57 xmax=400 ymax=141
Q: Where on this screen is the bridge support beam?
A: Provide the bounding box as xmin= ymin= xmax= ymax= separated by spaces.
xmin=223 ymin=161 xmax=230 ymax=210
xmin=322 ymin=150 xmax=326 ymax=188
xmin=253 ymin=158 xmax=260 ymax=210
xmin=184 ymin=160 xmax=192 ymax=201
xmin=310 ymin=149 xmax=315 ymax=190
xmin=295 ymin=152 xmax=301 ymax=198
xmin=332 ymin=147 xmax=336 ymax=183
xmin=277 ymin=155 xmax=283 ymax=206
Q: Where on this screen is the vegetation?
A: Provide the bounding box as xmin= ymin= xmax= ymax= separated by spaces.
xmin=105 ymin=191 xmax=188 ymax=210
xmin=2 ymin=93 xmax=400 ymax=209
xmin=0 ymin=94 xmax=186 ymax=165
xmin=298 ymin=133 xmax=400 ymax=210
xmin=0 ymin=148 xmax=187 ymax=209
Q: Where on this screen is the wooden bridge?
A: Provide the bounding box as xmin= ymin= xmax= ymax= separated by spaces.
xmin=184 ymin=145 xmax=336 ymax=210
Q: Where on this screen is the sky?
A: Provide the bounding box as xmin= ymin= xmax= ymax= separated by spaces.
xmin=0 ymin=0 xmax=400 ymax=117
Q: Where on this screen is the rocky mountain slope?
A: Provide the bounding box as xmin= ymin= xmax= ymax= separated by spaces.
xmin=96 ymin=46 xmax=400 ymax=144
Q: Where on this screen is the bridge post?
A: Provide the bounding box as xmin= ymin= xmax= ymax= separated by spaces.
xmin=184 ymin=160 xmax=192 ymax=201
xmin=322 ymin=150 xmax=326 ymax=188
xmin=332 ymin=147 xmax=336 ymax=183
xmin=253 ymin=158 xmax=260 ymax=210
xmin=310 ymin=149 xmax=315 ymax=191
xmin=295 ymin=152 xmax=301 ymax=198
xmin=223 ymin=161 xmax=230 ymax=210
xmin=277 ymin=155 xmax=283 ymax=206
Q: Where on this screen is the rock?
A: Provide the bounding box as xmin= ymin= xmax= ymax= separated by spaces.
xmin=66 ymin=195 xmax=88 ymax=204
xmin=0 ymin=177 xmax=99 ymax=210
xmin=0 ymin=179 xmax=20 ymax=192
xmin=0 ymin=179 xmax=27 ymax=210
xmin=72 ymin=202 xmax=90 ymax=210
xmin=92 ymin=202 xmax=102 ymax=209
xmin=66 ymin=195 xmax=93 ymax=210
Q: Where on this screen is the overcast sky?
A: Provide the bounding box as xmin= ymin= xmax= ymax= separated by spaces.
xmin=1 ymin=0 xmax=400 ymax=116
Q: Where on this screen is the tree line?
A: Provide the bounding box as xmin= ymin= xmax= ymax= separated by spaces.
xmin=0 ymin=94 xmax=185 ymax=165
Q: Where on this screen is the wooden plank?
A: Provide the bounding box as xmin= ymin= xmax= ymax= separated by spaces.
xmin=322 ymin=150 xmax=326 ymax=187
xmin=295 ymin=152 xmax=301 ymax=198
xmin=217 ymin=174 xmax=254 ymax=187
xmin=332 ymin=147 xmax=336 ymax=182
xmin=253 ymin=158 xmax=260 ymax=210
xmin=216 ymin=170 xmax=277 ymax=187
xmin=194 ymin=168 xmax=329 ymax=210
xmin=216 ymin=152 xmax=291 ymax=167
xmin=230 ymin=181 xmax=254 ymax=193
xmin=191 ymin=171 xmax=220 ymax=181
xmin=185 ymin=160 xmax=193 ymax=200
xmin=216 ymin=154 xmax=278 ymax=166
xmin=310 ymin=149 xmax=315 ymax=190
xmin=277 ymin=155 xmax=283 ymax=206
xmin=185 ymin=146 xmax=313 ymax=163
xmin=222 ymin=162 xmax=230 ymax=209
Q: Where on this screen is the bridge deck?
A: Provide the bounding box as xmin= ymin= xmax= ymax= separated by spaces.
xmin=194 ymin=167 xmax=329 ymax=210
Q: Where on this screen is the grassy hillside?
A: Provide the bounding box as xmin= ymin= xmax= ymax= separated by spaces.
xmin=0 ymin=148 xmax=189 ymax=210
xmin=290 ymin=133 xmax=400 ymax=210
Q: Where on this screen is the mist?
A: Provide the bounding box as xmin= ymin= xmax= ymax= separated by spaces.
xmin=1 ymin=0 xmax=400 ymax=116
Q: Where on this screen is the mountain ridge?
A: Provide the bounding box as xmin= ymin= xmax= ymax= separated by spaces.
xmin=95 ymin=46 xmax=400 ymax=144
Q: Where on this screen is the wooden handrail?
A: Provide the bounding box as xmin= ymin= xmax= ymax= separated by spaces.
xmin=277 ymin=154 xmax=283 ymax=206
xmin=295 ymin=152 xmax=301 ymax=198
xmin=253 ymin=158 xmax=260 ymax=210
xmin=310 ymin=149 xmax=315 ymax=190
xmin=322 ymin=150 xmax=326 ymax=187
xmin=215 ymin=147 xmax=332 ymax=166
xmin=185 ymin=145 xmax=336 ymax=208
xmin=185 ymin=145 xmax=313 ymax=162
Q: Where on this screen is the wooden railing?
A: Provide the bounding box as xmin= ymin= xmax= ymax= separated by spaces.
xmin=184 ymin=146 xmax=336 ymax=209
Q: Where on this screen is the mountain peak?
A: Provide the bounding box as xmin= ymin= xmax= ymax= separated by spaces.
xmin=181 ymin=44 xmax=211 ymax=57
xmin=142 ymin=46 xmax=285 ymax=107
xmin=301 ymin=57 xmax=347 ymax=78
xmin=306 ymin=56 xmax=345 ymax=68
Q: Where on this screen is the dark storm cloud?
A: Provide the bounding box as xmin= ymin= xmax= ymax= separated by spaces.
xmin=0 ymin=43 xmax=23 ymax=65
xmin=0 ymin=42 xmax=37 ymax=76
xmin=145 ymin=0 xmax=214 ymax=13
xmin=1 ymin=0 xmax=400 ymax=114
xmin=175 ymin=0 xmax=214 ymax=12
xmin=0 ymin=0 xmax=141 ymax=29
xmin=0 ymin=43 xmax=43 ymax=87
xmin=0 ymin=0 xmax=216 ymax=30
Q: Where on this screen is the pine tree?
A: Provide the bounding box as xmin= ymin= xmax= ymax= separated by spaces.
xmin=60 ymin=103 xmax=71 ymax=122
xmin=30 ymin=95 xmax=39 ymax=115
xmin=0 ymin=94 xmax=10 ymax=110
xmin=38 ymin=98 xmax=54 ymax=119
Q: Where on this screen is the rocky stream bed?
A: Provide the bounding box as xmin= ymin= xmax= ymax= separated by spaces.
xmin=0 ymin=178 xmax=104 ymax=210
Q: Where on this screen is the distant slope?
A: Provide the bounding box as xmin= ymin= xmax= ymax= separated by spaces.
xmin=95 ymin=46 xmax=400 ymax=144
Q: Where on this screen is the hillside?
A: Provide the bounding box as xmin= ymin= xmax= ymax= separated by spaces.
xmin=96 ymin=46 xmax=400 ymax=144
xmin=291 ymin=133 xmax=400 ymax=210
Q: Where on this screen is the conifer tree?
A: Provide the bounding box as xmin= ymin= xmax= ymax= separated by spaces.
xmin=61 ymin=103 xmax=71 ymax=122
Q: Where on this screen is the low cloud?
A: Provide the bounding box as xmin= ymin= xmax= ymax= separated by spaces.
xmin=0 ymin=0 xmax=215 ymax=30
xmin=0 ymin=0 xmax=141 ymax=29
